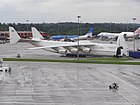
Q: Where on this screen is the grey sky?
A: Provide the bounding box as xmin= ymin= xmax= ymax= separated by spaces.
xmin=0 ymin=0 xmax=140 ymax=23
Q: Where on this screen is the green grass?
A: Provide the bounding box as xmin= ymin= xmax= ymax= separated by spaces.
xmin=84 ymin=57 xmax=132 ymax=61
xmin=3 ymin=57 xmax=140 ymax=65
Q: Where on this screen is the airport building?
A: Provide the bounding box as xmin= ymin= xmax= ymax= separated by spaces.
xmin=0 ymin=31 xmax=51 ymax=43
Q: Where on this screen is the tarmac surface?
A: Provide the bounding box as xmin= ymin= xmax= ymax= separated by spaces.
xmin=0 ymin=39 xmax=140 ymax=105
xmin=0 ymin=42 xmax=67 ymax=60
xmin=0 ymin=62 xmax=140 ymax=105
xmin=0 ymin=39 xmax=139 ymax=60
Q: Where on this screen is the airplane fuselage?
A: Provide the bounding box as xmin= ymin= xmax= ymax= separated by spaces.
xmin=9 ymin=26 xmax=128 ymax=57
xmin=29 ymin=40 xmax=117 ymax=56
xmin=98 ymin=32 xmax=135 ymax=40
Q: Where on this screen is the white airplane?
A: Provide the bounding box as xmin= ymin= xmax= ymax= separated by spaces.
xmin=66 ymin=27 xmax=94 ymax=41
xmin=97 ymin=27 xmax=140 ymax=40
xmin=50 ymin=27 xmax=94 ymax=41
xmin=9 ymin=27 xmax=128 ymax=57
xmin=97 ymin=32 xmax=119 ymax=39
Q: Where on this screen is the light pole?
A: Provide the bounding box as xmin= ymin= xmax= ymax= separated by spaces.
xmin=26 ymin=20 xmax=29 ymax=31
xmin=77 ymin=16 xmax=81 ymax=60
xmin=132 ymin=17 xmax=136 ymax=50
xmin=76 ymin=16 xmax=81 ymax=87
xmin=80 ymin=21 xmax=82 ymax=36
xmin=43 ymin=22 xmax=45 ymax=32
xmin=57 ymin=21 xmax=60 ymax=35
xmin=110 ymin=22 xmax=112 ymax=32
xmin=26 ymin=20 xmax=29 ymax=39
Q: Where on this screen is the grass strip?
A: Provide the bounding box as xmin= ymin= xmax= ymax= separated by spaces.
xmin=3 ymin=58 xmax=140 ymax=65
xmin=84 ymin=57 xmax=132 ymax=61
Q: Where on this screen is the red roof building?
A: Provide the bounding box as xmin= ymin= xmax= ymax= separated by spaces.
xmin=0 ymin=31 xmax=51 ymax=40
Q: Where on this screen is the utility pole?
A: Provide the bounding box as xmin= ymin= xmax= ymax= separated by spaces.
xmin=132 ymin=17 xmax=136 ymax=51
xmin=77 ymin=16 xmax=81 ymax=60
xmin=26 ymin=20 xmax=29 ymax=39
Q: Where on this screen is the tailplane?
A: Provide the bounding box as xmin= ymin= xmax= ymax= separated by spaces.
xmin=31 ymin=27 xmax=44 ymax=40
xmin=9 ymin=27 xmax=21 ymax=44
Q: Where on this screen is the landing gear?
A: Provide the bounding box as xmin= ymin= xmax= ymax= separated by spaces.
xmin=66 ymin=54 xmax=86 ymax=57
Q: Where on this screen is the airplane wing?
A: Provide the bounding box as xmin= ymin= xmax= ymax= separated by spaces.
xmin=27 ymin=42 xmax=96 ymax=50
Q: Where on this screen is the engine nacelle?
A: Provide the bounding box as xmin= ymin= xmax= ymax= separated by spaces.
xmin=66 ymin=47 xmax=78 ymax=54
xmin=82 ymin=48 xmax=91 ymax=53
xmin=70 ymin=48 xmax=78 ymax=54
xmin=52 ymin=47 xmax=67 ymax=54
xmin=58 ymin=50 xmax=67 ymax=54
xmin=79 ymin=46 xmax=91 ymax=53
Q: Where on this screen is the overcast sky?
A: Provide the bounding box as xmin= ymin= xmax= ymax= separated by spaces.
xmin=0 ymin=0 xmax=140 ymax=23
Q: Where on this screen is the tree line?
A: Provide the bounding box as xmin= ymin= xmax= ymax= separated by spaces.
xmin=0 ymin=22 xmax=139 ymax=35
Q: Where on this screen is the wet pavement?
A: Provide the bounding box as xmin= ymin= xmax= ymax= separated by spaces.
xmin=0 ymin=62 xmax=140 ymax=105
xmin=0 ymin=39 xmax=139 ymax=60
xmin=0 ymin=42 xmax=63 ymax=60
xmin=0 ymin=39 xmax=140 ymax=105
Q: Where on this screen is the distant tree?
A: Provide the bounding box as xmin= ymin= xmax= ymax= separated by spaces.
xmin=0 ymin=22 xmax=139 ymax=35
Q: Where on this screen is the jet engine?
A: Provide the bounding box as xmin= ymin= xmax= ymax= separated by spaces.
xmin=79 ymin=47 xmax=91 ymax=53
xmin=52 ymin=47 xmax=67 ymax=54
xmin=58 ymin=49 xmax=67 ymax=54
xmin=82 ymin=47 xmax=91 ymax=53
xmin=65 ymin=47 xmax=78 ymax=54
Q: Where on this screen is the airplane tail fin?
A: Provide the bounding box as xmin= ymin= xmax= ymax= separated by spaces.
xmin=88 ymin=27 xmax=94 ymax=33
xmin=9 ymin=27 xmax=21 ymax=44
xmin=134 ymin=27 xmax=140 ymax=36
xmin=31 ymin=27 xmax=44 ymax=40
xmin=84 ymin=27 xmax=94 ymax=37
xmin=117 ymin=34 xmax=128 ymax=56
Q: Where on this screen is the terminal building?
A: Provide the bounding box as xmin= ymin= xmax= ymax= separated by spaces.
xmin=0 ymin=31 xmax=51 ymax=43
